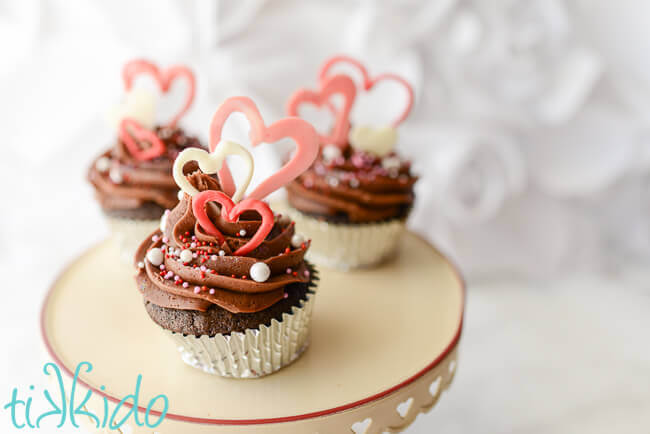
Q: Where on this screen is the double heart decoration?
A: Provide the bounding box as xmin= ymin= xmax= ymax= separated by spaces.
xmin=173 ymin=96 xmax=319 ymax=256
xmin=287 ymin=55 xmax=415 ymax=155
xmin=119 ymin=59 xmax=196 ymax=161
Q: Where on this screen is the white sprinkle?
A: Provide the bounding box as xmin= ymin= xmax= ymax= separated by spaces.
xmin=146 ymin=248 xmax=164 ymax=267
xmin=179 ymin=249 xmax=193 ymax=263
xmin=192 ymin=253 xmax=198 ymax=258
xmin=322 ymin=144 xmax=342 ymax=162
xmin=210 ymin=255 xmax=218 ymax=261
xmin=152 ymin=235 xmax=160 ymax=242
xmin=327 ymin=176 xmax=339 ymax=187
xmin=137 ymin=261 xmax=144 ymax=269
xmin=200 ymin=265 xmax=207 ymax=272
xmin=250 ymin=262 xmax=271 ymax=283
xmin=95 ymin=157 xmax=111 ymax=173
xmin=109 ymin=167 xmax=123 ymax=184
xmin=177 ymin=190 xmax=184 ymax=201
xmin=162 ymin=236 xmax=169 ymax=243
xmin=239 ymin=229 xmax=247 ymax=236
xmin=182 ymin=282 xmax=189 ymax=288
xmin=218 ymin=250 xmax=225 ymax=257
xmin=291 ymin=234 xmax=305 ymax=248
xmin=209 ymin=289 xmax=215 ymax=295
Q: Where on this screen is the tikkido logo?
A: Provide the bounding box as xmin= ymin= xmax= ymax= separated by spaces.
xmin=3 ymin=361 xmax=169 ymax=430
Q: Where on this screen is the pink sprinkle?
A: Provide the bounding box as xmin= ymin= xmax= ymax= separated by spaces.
xmin=303 ymin=178 xmax=314 ymax=188
xmin=182 ymin=282 xmax=189 ymax=288
xmin=192 ymin=253 xmax=198 ymax=258
xmin=286 ymin=268 xmax=292 ymax=274
xmin=162 ymin=236 xmax=169 ymax=243
xmin=190 ymin=242 xmax=197 ymax=248
xmin=283 ymin=293 xmax=289 ymax=299
xmin=209 ymin=289 xmax=215 ymax=295
xmin=164 ymin=209 xmax=170 ymax=215
xmin=174 ymin=275 xmax=180 ymax=281
xmin=165 ymin=271 xmax=173 ymax=279
xmin=303 ymin=270 xmax=310 ymax=277
xmin=192 ymin=236 xmax=197 ymax=241
xmin=200 ymin=265 xmax=207 ymax=272
xmin=159 ymin=264 xmax=165 ymax=270
xmin=193 ymin=286 xmax=200 ymax=294
xmin=152 ymin=235 xmax=160 ymax=242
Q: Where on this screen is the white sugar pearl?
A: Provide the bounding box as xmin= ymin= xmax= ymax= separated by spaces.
xmin=95 ymin=157 xmax=111 ymax=173
xmin=322 ymin=144 xmax=342 ymax=162
xmin=382 ymin=156 xmax=401 ymax=171
xmin=239 ymin=229 xmax=247 ymax=236
xmin=179 ymin=249 xmax=193 ymax=263
xmin=250 ymin=262 xmax=271 ymax=283
xmin=291 ymin=234 xmax=305 ymax=248
xmin=177 ymin=190 xmax=184 ymax=201
xmin=218 ymin=250 xmax=226 ymax=257
xmin=146 ymin=248 xmax=164 ymax=267
xmin=137 ymin=261 xmax=144 ymax=269
xmin=109 ymin=167 xmax=123 ymax=184
xmin=159 ymin=213 xmax=168 ymax=232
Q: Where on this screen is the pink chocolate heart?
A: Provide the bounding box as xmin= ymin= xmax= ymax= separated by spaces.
xmin=286 ymin=74 xmax=357 ymax=147
xmin=122 ymin=59 xmax=196 ymax=128
xmin=318 ymin=55 xmax=414 ymax=127
xmin=209 ymin=96 xmax=320 ymax=200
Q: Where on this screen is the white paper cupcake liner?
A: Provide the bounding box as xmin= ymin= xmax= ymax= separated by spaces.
xmin=166 ymin=292 xmax=315 ymax=378
xmin=106 ymin=216 xmax=159 ymax=263
xmin=283 ymin=207 xmax=406 ymax=270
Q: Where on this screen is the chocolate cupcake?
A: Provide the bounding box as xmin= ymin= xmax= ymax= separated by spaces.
xmin=88 ymin=59 xmax=204 ymax=259
xmin=285 ymin=55 xmax=418 ymax=269
xmin=134 ymin=96 xmax=320 ymax=378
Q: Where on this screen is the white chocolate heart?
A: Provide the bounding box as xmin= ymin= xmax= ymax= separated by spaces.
xmin=173 ymin=140 xmax=254 ymax=202
xmin=348 ymin=125 xmax=398 ymax=157
xmin=107 ymin=88 xmax=156 ymax=130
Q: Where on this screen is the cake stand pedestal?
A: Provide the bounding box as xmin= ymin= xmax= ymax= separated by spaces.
xmin=41 ymin=232 xmax=464 ymax=433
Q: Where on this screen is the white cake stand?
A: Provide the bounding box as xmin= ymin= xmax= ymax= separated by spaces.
xmin=41 ymin=232 xmax=464 ymax=433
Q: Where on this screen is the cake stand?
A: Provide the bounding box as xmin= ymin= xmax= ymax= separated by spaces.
xmin=41 ymin=232 xmax=464 ymax=433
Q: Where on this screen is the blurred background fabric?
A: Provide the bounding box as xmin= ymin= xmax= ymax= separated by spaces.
xmin=2 ymin=0 xmax=649 ymax=279
xmin=1 ymin=1 xmax=649 ymax=433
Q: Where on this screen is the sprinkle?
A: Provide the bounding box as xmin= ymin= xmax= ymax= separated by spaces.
xmin=284 ymin=247 xmax=291 ymax=254
xmin=174 ymin=275 xmax=180 ymax=281
xmin=211 ymin=255 xmax=218 ymax=261
xmin=179 ymin=249 xmax=193 ymax=263
xmin=159 ymin=264 xmax=165 ymax=270
xmin=239 ymin=229 xmax=247 ymax=236
xmin=200 ymin=265 xmax=207 ymax=272
xmin=152 ymin=235 xmax=160 ymax=242
xmin=182 ymin=282 xmax=189 ymax=288
xmin=303 ymin=178 xmax=314 ymax=188
xmin=164 ymin=271 xmax=173 ymax=279
xmin=194 ymin=286 xmax=200 ymax=294
xmin=327 ymin=176 xmax=340 ymax=187
xmin=349 ymin=178 xmax=360 ymax=188
xmin=95 ymin=156 xmax=111 ymax=173
xmin=109 ymin=167 xmax=123 ymax=184
xmin=177 ymin=190 xmax=184 ymax=201
xmin=286 ymin=268 xmax=292 ymax=274
xmin=241 ymin=275 xmax=247 ymax=280
xmin=250 ymin=262 xmax=271 ymax=282
xmin=304 ymin=270 xmax=310 ymax=277
xmin=283 ymin=293 xmax=289 ymax=299
xmin=190 ymin=242 xmax=197 ymax=248
xmin=162 ymin=236 xmax=169 ymax=244
xmin=218 ymin=250 xmax=225 ymax=257
xmin=146 ymin=248 xmax=164 ymax=266
xmin=209 ymin=289 xmax=215 ymax=295
xmin=192 ymin=253 xmax=198 ymax=258
xmin=291 ymin=234 xmax=305 ymax=248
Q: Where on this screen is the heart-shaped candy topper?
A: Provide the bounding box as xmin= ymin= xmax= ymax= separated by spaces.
xmin=122 ymin=59 xmax=196 ymax=128
xmin=286 ymin=74 xmax=357 ymax=147
xmin=192 ymin=191 xmax=274 ymax=256
xmin=119 ymin=118 xmax=166 ymax=161
xmin=318 ymin=55 xmax=414 ymax=127
xmin=210 ymin=97 xmax=319 ymax=200
xmin=173 ymin=140 xmax=253 ymax=203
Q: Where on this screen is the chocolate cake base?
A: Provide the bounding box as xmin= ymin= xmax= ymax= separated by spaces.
xmin=143 ymin=267 xmax=318 ymax=337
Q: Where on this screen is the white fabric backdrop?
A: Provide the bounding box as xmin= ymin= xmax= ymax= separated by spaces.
xmin=1 ymin=2 xmax=650 ymax=433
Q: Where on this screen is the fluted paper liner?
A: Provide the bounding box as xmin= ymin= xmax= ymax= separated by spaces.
xmin=165 ymin=292 xmax=315 ymax=378
xmin=284 ymin=207 xmax=406 ymax=270
xmin=107 ymin=216 xmax=159 ymax=263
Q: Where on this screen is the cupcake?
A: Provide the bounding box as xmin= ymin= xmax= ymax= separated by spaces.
xmin=88 ymin=59 xmax=204 ymax=259
xmin=285 ymin=55 xmax=418 ymax=269
xmin=134 ymin=96 xmax=320 ymax=378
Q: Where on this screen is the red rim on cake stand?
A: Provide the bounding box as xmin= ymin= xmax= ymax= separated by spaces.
xmin=41 ymin=231 xmax=464 ymax=433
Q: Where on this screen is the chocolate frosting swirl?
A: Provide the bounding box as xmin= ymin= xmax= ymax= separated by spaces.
xmin=134 ymin=173 xmax=312 ymax=314
xmin=287 ymin=146 xmax=417 ymax=222
xmin=88 ymin=125 xmax=204 ymax=213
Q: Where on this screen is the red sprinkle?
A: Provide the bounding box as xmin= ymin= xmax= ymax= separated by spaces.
xmin=284 ymin=247 xmax=290 ymax=254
